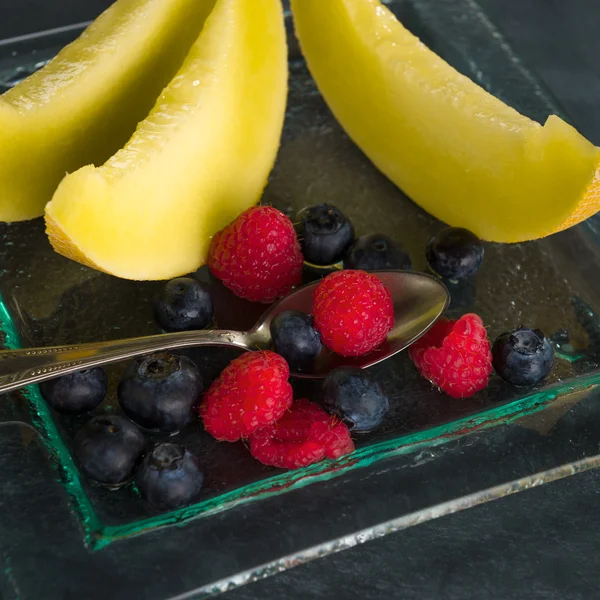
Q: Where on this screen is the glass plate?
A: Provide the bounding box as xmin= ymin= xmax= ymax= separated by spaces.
xmin=2 ymin=1 xmax=600 ymax=598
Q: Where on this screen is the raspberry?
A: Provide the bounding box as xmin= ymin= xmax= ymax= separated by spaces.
xmin=200 ymin=351 xmax=293 ymax=442
xmin=249 ymin=399 xmax=355 ymax=469
xmin=409 ymin=313 xmax=492 ymax=398
xmin=208 ymin=206 xmax=304 ymax=303
xmin=312 ymin=270 xmax=394 ymax=357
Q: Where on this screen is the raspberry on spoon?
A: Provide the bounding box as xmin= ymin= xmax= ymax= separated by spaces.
xmin=312 ymin=270 xmax=394 ymax=357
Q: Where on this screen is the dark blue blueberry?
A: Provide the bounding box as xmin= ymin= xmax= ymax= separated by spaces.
xmin=344 ymin=233 xmax=412 ymax=271
xmin=426 ymin=227 xmax=484 ymax=280
xmin=295 ymin=204 xmax=355 ymax=265
xmin=270 ymin=310 xmax=322 ymax=371
xmin=39 ymin=367 xmax=107 ymax=415
xmin=154 ymin=277 xmax=214 ymax=332
xmin=322 ymin=367 xmax=389 ymax=432
xmin=492 ymin=327 xmax=554 ymax=386
xmin=74 ymin=415 xmax=145 ymax=486
xmin=136 ymin=443 xmax=203 ymax=511
xmin=118 ymin=352 xmax=203 ymax=433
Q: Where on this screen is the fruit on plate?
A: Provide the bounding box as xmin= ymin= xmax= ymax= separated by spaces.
xmin=426 ymin=228 xmax=484 ymax=280
xmin=409 ymin=313 xmax=492 ymax=398
xmin=291 ymin=0 xmax=600 ymax=243
xmin=492 ymin=326 xmax=554 ymax=386
xmin=208 ymin=206 xmax=303 ymax=303
xmin=294 ymin=204 xmax=355 ymax=266
xmin=200 ymin=351 xmax=293 ymax=442
xmin=344 ymin=233 xmax=412 ymax=272
xmin=321 ymin=367 xmax=389 ymax=433
xmin=74 ymin=415 xmax=145 ymax=486
xmin=45 ymin=0 xmax=287 ymax=280
xmin=154 ymin=277 xmax=214 ymax=332
xmin=39 ymin=367 xmax=107 ymax=415
xmin=270 ymin=310 xmax=323 ymax=372
xmin=249 ymin=399 xmax=354 ymax=469
xmin=118 ymin=352 xmax=203 ymax=433
xmin=136 ymin=443 xmax=204 ymax=511
xmin=0 ymin=0 xmax=217 ymax=222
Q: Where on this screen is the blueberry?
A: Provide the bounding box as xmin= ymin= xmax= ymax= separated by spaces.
xmin=154 ymin=277 xmax=213 ymax=332
xmin=118 ymin=352 xmax=203 ymax=433
xmin=295 ymin=204 xmax=355 ymax=265
xmin=270 ymin=310 xmax=322 ymax=371
xmin=136 ymin=443 xmax=204 ymax=511
xmin=322 ymin=367 xmax=389 ymax=432
xmin=426 ymin=227 xmax=484 ymax=280
xmin=492 ymin=327 xmax=554 ymax=386
xmin=344 ymin=233 xmax=412 ymax=271
xmin=39 ymin=367 xmax=107 ymax=415
xmin=74 ymin=415 xmax=145 ymax=486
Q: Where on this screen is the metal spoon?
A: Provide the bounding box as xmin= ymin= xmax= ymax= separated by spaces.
xmin=0 ymin=271 xmax=449 ymax=395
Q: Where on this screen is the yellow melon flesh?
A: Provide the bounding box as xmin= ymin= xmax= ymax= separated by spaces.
xmin=0 ymin=0 xmax=217 ymax=222
xmin=291 ymin=0 xmax=600 ymax=243
xmin=45 ymin=0 xmax=287 ymax=280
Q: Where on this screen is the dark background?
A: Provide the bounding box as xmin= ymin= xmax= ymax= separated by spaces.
xmin=2 ymin=0 xmax=600 ymax=598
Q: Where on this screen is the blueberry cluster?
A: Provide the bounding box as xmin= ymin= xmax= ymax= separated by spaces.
xmin=294 ymin=203 xmax=488 ymax=282
xmin=61 ymin=351 xmax=205 ymax=511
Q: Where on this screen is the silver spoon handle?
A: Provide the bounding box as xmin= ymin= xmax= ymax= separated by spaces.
xmin=0 ymin=329 xmax=249 ymax=395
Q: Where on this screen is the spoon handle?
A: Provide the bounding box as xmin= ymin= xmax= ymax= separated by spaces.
xmin=0 ymin=329 xmax=249 ymax=395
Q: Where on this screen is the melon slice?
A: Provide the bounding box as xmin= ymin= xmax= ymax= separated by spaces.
xmin=290 ymin=0 xmax=600 ymax=243
xmin=0 ymin=0 xmax=216 ymax=221
xmin=45 ymin=0 xmax=287 ymax=280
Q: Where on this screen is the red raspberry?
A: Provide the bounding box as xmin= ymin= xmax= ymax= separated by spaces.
xmin=200 ymin=351 xmax=293 ymax=442
xmin=312 ymin=270 xmax=394 ymax=357
xmin=208 ymin=206 xmax=303 ymax=303
xmin=409 ymin=313 xmax=492 ymax=398
xmin=249 ymin=399 xmax=355 ymax=469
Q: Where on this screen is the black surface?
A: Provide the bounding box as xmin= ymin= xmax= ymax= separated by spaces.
xmin=228 ymin=471 xmax=599 ymax=600
xmin=2 ymin=0 xmax=600 ymax=599
xmin=0 ymin=0 xmax=111 ymax=38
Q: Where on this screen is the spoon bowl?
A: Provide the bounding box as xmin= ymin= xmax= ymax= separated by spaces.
xmin=0 ymin=271 xmax=449 ymax=394
xmin=249 ymin=270 xmax=450 ymax=376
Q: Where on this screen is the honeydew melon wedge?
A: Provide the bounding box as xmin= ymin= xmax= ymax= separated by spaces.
xmin=45 ymin=0 xmax=288 ymax=280
xmin=290 ymin=0 xmax=600 ymax=243
xmin=0 ymin=0 xmax=217 ymax=222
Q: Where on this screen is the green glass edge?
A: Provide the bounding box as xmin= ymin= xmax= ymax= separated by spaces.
xmin=1 ymin=292 xmax=598 ymax=551
xmin=0 ymin=296 xmax=103 ymax=546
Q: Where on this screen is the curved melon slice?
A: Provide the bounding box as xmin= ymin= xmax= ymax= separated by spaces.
xmin=290 ymin=0 xmax=600 ymax=243
xmin=45 ymin=0 xmax=287 ymax=280
xmin=0 ymin=0 xmax=217 ymax=222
